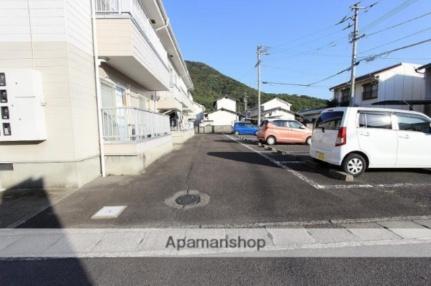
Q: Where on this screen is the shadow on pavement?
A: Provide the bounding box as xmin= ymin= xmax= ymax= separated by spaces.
xmin=0 ymin=179 xmax=93 ymax=285
xmin=207 ymin=152 xmax=280 ymax=168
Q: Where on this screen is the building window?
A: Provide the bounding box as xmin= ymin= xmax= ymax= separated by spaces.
xmin=362 ymin=81 xmax=378 ymax=100
xmin=340 ymin=88 xmax=350 ymax=106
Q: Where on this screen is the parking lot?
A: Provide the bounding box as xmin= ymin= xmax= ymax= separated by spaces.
xmin=15 ymin=134 xmax=431 ymax=229
xmin=236 ymin=134 xmax=431 ymax=190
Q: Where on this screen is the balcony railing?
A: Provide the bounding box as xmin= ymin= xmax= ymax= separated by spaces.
xmin=95 ymin=0 xmax=169 ymax=69
xmin=102 ymin=107 xmax=170 ymax=143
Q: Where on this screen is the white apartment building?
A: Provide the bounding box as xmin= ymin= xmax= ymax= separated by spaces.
xmin=0 ymin=0 xmax=200 ymax=190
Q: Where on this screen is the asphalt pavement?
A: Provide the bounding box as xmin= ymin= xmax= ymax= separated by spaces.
xmin=0 ymin=258 xmax=430 ymax=286
xmin=2 ymin=134 xmax=431 ymax=285
xmin=15 ymin=133 xmax=431 ymax=228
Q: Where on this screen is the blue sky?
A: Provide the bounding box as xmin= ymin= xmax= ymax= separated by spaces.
xmin=164 ymin=0 xmax=431 ymax=100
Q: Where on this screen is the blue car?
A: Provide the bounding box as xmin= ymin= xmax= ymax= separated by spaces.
xmin=233 ymin=122 xmax=259 ymax=135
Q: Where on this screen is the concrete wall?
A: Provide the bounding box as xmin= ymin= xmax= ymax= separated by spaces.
xmin=207 ymin=110 xmax=238 ymax=126
xmin=0 ymin=0 xmax=100 ymax=189
xmin=104 ymin=135 xmax=173 ymax=175
xmin=172 ymin=129 xmax=194 ymax=149
xmin=198 ymin=125 xmax=233 ymax=134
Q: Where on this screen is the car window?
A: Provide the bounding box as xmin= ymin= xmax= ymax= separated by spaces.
xmin=288 ymin=121 xmax=303 ymax=129
xmin=272 ymin=120 xmax=288 ymax=127
xmin=315 ymin=111 xmax=344 ymax=130
xmin=395 ymin=113 xmax=431 ymax=134
xmin=358 ymin=112 xmax=392 ymax=129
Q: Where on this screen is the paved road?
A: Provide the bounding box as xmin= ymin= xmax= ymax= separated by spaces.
xmin=2 ymin=134 xmax=431 ymax=285
xmin=0 ymin=258 xmax=430 ymax=286
xmin=15 ymin=134 xmax=431 ymax=228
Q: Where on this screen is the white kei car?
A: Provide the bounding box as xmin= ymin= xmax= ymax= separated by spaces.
xmin=310 ymin=107 xmax=431 ymax=176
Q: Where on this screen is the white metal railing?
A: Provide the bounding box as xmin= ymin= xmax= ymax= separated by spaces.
xmin=102 ymin=107 xmax=170 ymax=143
xmin=95 ymin=0 xmax=169 ymax=69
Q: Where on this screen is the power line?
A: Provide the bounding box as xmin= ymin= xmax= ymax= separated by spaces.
xmin=364 ymin=11 xmax=431 ymax=38
xmin=362 ymin=0 xmax=420 ymax=31
xmin=359 ymin=26 xmax=431 ymax=55
xmin=262 ymin=38 xmax=431 ymax=91
xmin=270 ymin=24 xmax=339 ymax=50
xmin=360 ymin=37 xmax=431 ymax=62
xmin=262 ymin=81 xmax=330 ymax=88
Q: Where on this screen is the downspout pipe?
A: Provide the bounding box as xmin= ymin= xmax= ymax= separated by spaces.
xmin=90 ymin=0 xmax=106 ymax=177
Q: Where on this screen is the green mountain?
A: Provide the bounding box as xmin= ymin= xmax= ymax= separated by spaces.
xmin=186 ymin=61 xmax=329 ymax=113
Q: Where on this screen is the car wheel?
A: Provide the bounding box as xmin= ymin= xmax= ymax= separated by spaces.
xmin=266 ymin=136 xmax=276 ymax=145
xmin=306 ymin=137 xmax=312 ymax=145
xmin=342 ymin=153 xmax=366 ymax=177
xmin=234 ymin=131 xmax=239 ymax=135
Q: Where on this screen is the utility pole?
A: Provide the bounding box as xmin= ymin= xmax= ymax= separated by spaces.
xmin=349 ymin=3 xmax=360 ymax=107
xmin=243 ymin=92 xmax=248 ymax=115
xmin=346 ymin=1 xmax=377 ymax=106
xmin=256 ymin=45 xmax=269 ymax=126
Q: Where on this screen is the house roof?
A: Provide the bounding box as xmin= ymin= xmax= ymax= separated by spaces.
xmin=263 ymin=97 xmax=292 ymax=106
xmin=263 ymin=107 xmax=295 ymax=115
xmin=208 ymin=108 xmax=242 ymax=116
xmin=417 ymin=63 xmax=431 ymax=71
xmin=298 ymin=107 xmax=327 ymax=115
xmin=372 ymin=99 xmax=431 ymax=106
xmin=330 ymin=63 xmax=403 ymax=91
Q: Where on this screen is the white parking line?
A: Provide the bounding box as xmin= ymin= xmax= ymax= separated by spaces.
xmin=321 ymin=182 xmax=431 ymax=190
xmin=227 ymin=134 xmax=431 ymax=191
xmin=226 ymin=135 xmax=322 ymax=189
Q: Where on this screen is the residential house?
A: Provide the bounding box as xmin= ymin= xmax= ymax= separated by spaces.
xmin=330 ymin=63 xmax=426 ymax=114
xmin=0 ymin=0 xmax=199 ymax=190
xmin=248 ymin=98 xmax=295 ymax=122
xmin=416 ymin=63 xmax=431 ymax=116
xmin=203 ymin=97 xmax=239 ymax=133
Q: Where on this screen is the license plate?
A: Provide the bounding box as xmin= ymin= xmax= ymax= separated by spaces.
xmin=316 ymin=151 xmax=325 ymax=161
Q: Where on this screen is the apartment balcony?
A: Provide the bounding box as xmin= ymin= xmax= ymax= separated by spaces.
xmin=96 ymin=0 xmax=171 ymax=90
xmin=102 ymin=107 xmax=170 ymax=143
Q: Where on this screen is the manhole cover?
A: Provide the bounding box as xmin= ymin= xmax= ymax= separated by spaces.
xmin=175 ymin=194 xmax=201 ymax=206
xmin=165 ymin=190 xmax=210 ymax=210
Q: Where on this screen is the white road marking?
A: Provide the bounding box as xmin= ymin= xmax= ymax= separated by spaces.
xmin=91 ymin=206 xmax=127 ymax=219
xmin=226 ymin=135 xmax=323 ymax=189
xmin=226 ymin=134 xmax=431 ymax=191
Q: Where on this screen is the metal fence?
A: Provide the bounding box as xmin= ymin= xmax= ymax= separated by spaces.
xmin=102 ymin=107 xmax=170 ymax=143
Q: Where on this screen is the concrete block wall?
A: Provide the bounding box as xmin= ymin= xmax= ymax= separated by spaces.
xmin=104 ymin=135 xmax=174 ymax=175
